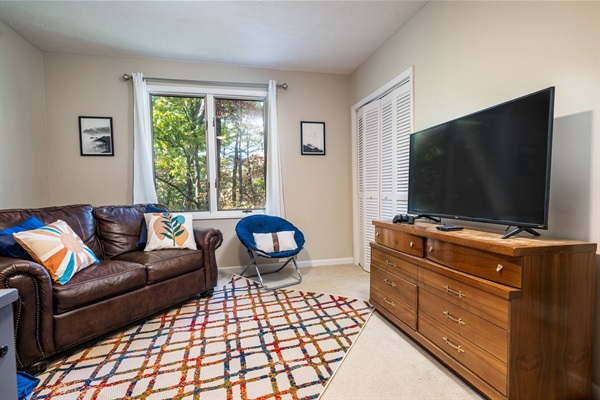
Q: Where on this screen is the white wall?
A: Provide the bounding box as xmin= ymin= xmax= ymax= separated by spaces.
xmin=350 ymin=0 xmax=600 ymax=389
xmin=41 ymin=53 xmax=353 ymax=268
xmin=0 ymin=22 xmax=50 ymax=208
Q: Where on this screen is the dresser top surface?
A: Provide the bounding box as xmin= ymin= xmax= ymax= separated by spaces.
xmin=373 ymin=220 xmax=597 ymax=257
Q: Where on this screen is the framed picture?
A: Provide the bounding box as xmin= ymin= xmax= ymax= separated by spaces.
xmin=300 ymin=121 xmax=326 ymax=155
xmin=79 ymin=116 xmax=114 ymax=156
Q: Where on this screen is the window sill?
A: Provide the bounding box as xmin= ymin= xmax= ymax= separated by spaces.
xmin=189 ymin=209 xmax=266 ymax=221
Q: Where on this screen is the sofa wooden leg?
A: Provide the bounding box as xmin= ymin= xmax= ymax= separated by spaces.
xmin=200 ymin=289 xmax=214 ymax=298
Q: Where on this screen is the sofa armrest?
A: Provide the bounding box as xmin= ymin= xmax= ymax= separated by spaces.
xmin=193 ymin=228 xmax=223 ymax=290
xmin=0 ymin=257 xmax=55 ymax=369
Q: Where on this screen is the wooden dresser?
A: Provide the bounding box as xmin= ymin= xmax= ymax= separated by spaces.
xmin=370 ymin=220 xmax=597 ymax=400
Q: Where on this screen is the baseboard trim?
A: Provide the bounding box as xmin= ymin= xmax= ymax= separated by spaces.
xmin=219 ymin=258 xmax=354 ymax=273
xmin=593 ymin=382 xmax=599 ymax=399
xmin=297 ymin=257 xmax=354 ymax=268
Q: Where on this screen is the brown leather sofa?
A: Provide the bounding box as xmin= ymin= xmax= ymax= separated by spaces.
xmin=0 ymin=204 xmax=222 ymax=373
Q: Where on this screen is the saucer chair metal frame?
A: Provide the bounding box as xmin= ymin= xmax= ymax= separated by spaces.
xmin=235 ymin=215 xmax=305 ymax=290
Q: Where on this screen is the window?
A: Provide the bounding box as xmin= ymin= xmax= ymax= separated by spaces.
xmin=215 ymin=98 xmax=266 ymax=211
xmin=149 ymin=86 xmax=267 ymax=218
xmin=151 ymin=95 xmax=209 ymax=211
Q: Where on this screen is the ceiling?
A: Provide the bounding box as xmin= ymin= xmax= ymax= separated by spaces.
xmin=0 ymin=1 xmax=427 ymax=75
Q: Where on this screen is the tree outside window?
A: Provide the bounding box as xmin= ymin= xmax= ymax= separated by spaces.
xmin=151 ymin=94 xmax=266 ymax=214
xmin=215 ymin=98 xmax=265 ymax=210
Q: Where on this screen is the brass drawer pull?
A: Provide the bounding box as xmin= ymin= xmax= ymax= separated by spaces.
xmin=444 ymin=285 xmax=466 ymax=298
xmin=443 ymin=311 xmax=466 ymax=326
xmin=443 ymin=336 xmax=465 ymax=353
xmin=496 ymin=264 xmax=504 ymax=272
xmin=383 ymin=297 xmax=396 ymax=307
xmin=376 ymin=232 xmax=380 ymax=237
xmin=384 ymin=278 xmax=397 ymax=287
xmin=385 ymin=260 xmax=397 ymax=268
xmin=409 ymin=241 xmax=414 ymax=248
xmin=429 ymin=246 xmax=434 ymax=252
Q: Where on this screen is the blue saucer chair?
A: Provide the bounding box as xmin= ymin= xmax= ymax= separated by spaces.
xmin=235 ymin=214 xmax=305 ymax=290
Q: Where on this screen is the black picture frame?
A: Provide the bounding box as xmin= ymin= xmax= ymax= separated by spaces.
xmin=300 ymin=121 xmax=326 ymax=155
xmin=79 ymin=116 xmax=114 ymax=156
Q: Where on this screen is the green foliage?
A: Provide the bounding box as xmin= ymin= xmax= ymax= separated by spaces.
xmin=216 ymin=99 xmax=266 ymax=210
xmin=151 ymin=95 xmax=266 ymax=212
xmin=152 ymin=95 xmax=208 ymax=211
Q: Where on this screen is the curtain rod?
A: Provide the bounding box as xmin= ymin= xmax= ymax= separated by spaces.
xmin=122 ymin=73 xmax=288 ymax=90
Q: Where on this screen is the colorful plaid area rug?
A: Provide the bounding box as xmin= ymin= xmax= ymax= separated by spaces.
xmin=32 ymin=275 xmax=373 ymax=400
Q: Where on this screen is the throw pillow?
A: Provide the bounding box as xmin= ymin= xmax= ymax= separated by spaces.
xmin=13 ymin=219 xmax=99 ymax=285
xmin=253 ymin=231 xmax=297 ymax=253
xmin=144 ymin=212 xmax=196 ymax=251
xmin=137 ymin=204 xmax=168 ymax=248
xmin=0 ymin=216 xmax=45 ymax=259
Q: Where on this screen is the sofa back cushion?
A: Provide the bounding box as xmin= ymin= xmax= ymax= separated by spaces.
xmin=0 ymin=204 xmax=103 ymax=259
xmin=0 ymin=210 xmax=31 ymax=231
xmin=94 ymin=204 xmax=166 ymax=258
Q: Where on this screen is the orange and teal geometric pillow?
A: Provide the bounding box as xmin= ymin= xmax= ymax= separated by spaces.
xmin=143 ymin=212 xmax=196 ymax=251
xmin=13 ymin=219 xmax=99 ymax=285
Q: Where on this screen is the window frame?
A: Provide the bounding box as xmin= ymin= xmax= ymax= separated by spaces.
xmin=148 ymin=84 xmax=268 ymax=220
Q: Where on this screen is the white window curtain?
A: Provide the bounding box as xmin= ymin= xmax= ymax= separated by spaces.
xmin=265 ymin=80 xmax=285 ymax=217
xmin=132 ymin=72 xmax=158 ymax=204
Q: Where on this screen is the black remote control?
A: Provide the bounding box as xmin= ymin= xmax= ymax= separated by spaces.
xmin=437 ymin=225 xmax=463 ymax=231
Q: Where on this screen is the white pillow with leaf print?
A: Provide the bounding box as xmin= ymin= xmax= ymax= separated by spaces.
xmin=143 ymin=212 xmax=197 ymax=251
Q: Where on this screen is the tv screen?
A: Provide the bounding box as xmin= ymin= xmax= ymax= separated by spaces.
xmin=408 ymin=87 xmax=555 ymax=233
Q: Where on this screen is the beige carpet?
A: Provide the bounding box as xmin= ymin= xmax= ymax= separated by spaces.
xmin=218 ymin=264 xmax=483 ymax=400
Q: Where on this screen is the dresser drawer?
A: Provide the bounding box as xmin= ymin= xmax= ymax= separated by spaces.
xmin=419 ymin=313 xmax=507 ymax=395
xmin=419 ymin=289 xmax=508 ymax=363
xmin=371 ymin=265 xmax=418 ymax=308
xmin=371 ymin=245 xmax=418 ymax=284
xmin=419 ymin=266 xmax=510 ymax=329
xmin=371 ymin=287 xmax=417 ymax=330
xmin=426 ymin=239 xmax=522 ymax=288
xmin=371 ymin=266 xmax=417 ymax=330
xmin=375 ymin=226 xmax=424 ymax=257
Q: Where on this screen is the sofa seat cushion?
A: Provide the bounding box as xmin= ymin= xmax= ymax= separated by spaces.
xmin=53 ymin=260 xmax=146 ymax=314
xmin=114 ymin=249 xmax=203 ymax=285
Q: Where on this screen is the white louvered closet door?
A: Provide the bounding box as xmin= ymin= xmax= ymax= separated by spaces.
xmin=379 ymin=81 xmax=413 ymax=220
xmin=394 ymin=81 xmax=413 ymax=214
xmin=361 ymin=101 xmax=380 ymax=271
xmin=379 ymin=92 xmax=395 ymax=220
xmin=355 ymin=74 xmax=413 ymax=271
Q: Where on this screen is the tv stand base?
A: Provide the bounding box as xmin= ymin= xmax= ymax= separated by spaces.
xmin=416 ymin=214 xmax=441 ymax=223
xmin=501 ymin=226 xmax=541 ymax=239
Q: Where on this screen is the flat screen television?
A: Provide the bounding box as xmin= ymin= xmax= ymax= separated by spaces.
xmin=407 ymin=87 xmax=555 ymax=239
